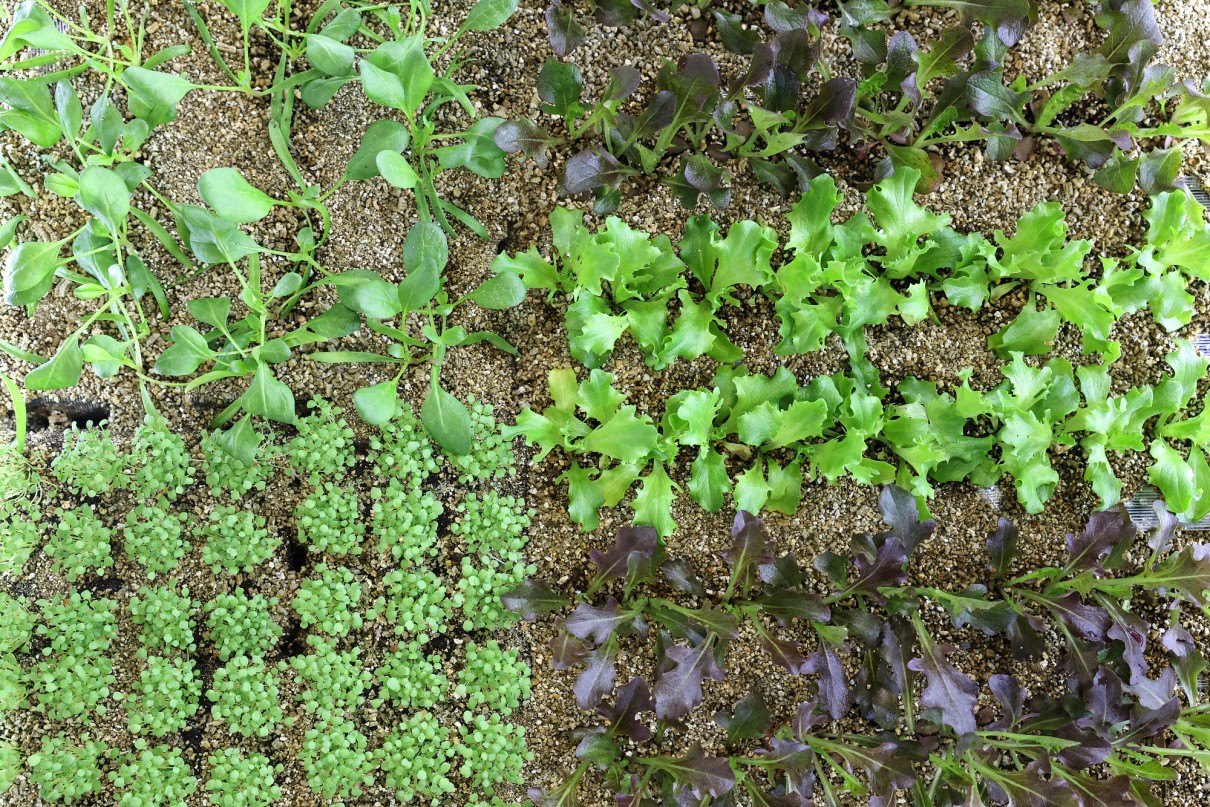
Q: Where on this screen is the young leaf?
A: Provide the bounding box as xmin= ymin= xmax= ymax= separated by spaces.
xmin=353 ymin=378 xmax=398 ymax=426
xmin=121 ymin=67 xmax=193 ymax=128
xmin=345 ymin=120 xmax=411 ymax=181
xmin=198 ymin=167 xmax=274 ymax=223
xmin=77 ymin=166 xmax=130 ymax=233
xmin=653 ymin=637 xmax=724 ymax=720
xmin=469 ymin=272 xmax=526 ymax=309
xmin=463 ymin=0 xmax=518 ymax=31
xmin=241 ymin=364 xmax=296 ymax=424
xmin=421 ymin=381 xmax=473 ymax=455
xmin=714 ymin=691 xmax=772 ymax=745
xmin=24 ymin=334 xmax=82 ymax=390
xmin=502 ymin=580 xmax=570 ymax=621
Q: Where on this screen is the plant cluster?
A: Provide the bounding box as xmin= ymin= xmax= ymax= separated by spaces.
xmin=377 ymin=711 xmax=456 ymax=804
xmin=503 ymin=0 xmax=1210 ymax=209
xmin=205 ymin=589 xmax=282 ymax=662
xmin=299 ymin=716 xmax=374 ymax=801
xmin=110 ymin=743 xmax=198 ymax=807
xmin=46 ymin=503 xmax=114 ymax=580
xmin=287 ymin=637 xmax=372 ymax=719
xmin=293 ymin=563 xmax=365 ymax=637
xmin=128 ymin=585 xmax=197 ymax=653
xmin=205 ymin=748 xmax=283 ymax=807
xmin=498 ymin=172 xmax=1210 ymax=533
xmin=51 ymin=422 xmax=127 ymax=496
xmin=508 ymin=488 xmax=1210 ymax=805
xmin=0 ymin=0 xmax=526 ymax=458
xmin=199 ymin=504 xmax=277 ymax=574
xmin=294 ymin=480 xmax=364 ymax=555
xmin=125 ymin=655 xmax=201 ymax=737
xmin=123 ymin=505 xmax=188 ymax=578
xmin=206 ymin=655 xmax=283 ymax=738
xmin=26 ymin=733 xmax=108 ymax=804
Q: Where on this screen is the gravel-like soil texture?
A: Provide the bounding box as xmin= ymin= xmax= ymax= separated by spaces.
xmin=1 ymin=1 xmax=1209 ymax=805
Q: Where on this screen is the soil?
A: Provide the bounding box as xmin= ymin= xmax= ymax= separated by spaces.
xmin=1 ymin=1 xmax=1209 ymax=806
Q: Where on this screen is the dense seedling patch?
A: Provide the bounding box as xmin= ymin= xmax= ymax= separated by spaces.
xmin=0 ymin=401 xmax=533 ymax=803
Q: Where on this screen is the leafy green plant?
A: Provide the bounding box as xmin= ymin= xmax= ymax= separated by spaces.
xmin=293 ymin=0 xmax=521 ymax=237
xmin=295 ymin=481 xmax=364 ymax=555
xmin=205 ymin=749 xmax=282 ymax=807
xmin=51 ymin=422 xmax=127 ymax=496
xmin=310 ymin=221 xmax=524 ymax=455
xmin=455 ymin=712 xmax=533 ymax=794
xmin=123 ymin=504 xmax=188 ymax=578
xmin=453 ymin=491 xmax=533 ymax=555
xmin=286 ymin=398 xmax=357 ymax=483
xmin=380 ymin=566 xmax=449 ymax=639
xmin=499 ymin=175 xmax=1210 ymax=531
xmin=204 ymin=589 xmax=282 ymax=661
xmin=0 ymin=655 xmax=24 ymax=714
xmin=47 ymin=503 xmax=114 ymax=580
xmin=110 ymin=743 xmax=198 ymax=807
xmin=377 ymin=711 xmax=456 ymax=804
xmin=207 ymin=655 xmax=283 ymax=738
xmin=455 ymin=552 xmax=535 ymax=632
xmin=286 ymin=637 xmax=371 ymax=719
xmin=374 ymin=643 xmax=448 ymax=709
xmin=299 ymin=715 xmax=373 ymax=801
xmin=370 ymin=403 xmax=440 ymax=479
xmin=125 ymin=656 xmax=201 ymax=736
xmin=0 ymin=594 xmax=34 ymax=654
xmin=128 ymin=414 xmax=195 ymax=499
xmin=456 ymin=640 xmax=531 ymax=716
xmin=0 ymin=741 xmax=19 ymax=795
xmin=27 ymin=733 xmax=108 ymax=804
xmin=128 ymin=585 xmax=198 ymax=653
xmin=449 ymin=397 xmax=517 ymax=482
xmin=201 ymin=428 xmax=277 ymax=499
xmin=293 ymin=564 xmax=365 ymax=636
xmin=199 ymin=504 xmax=278 ymax=574
xmin=370 ymin=477 xmax=442 ymax=562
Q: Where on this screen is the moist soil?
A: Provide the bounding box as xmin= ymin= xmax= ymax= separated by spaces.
xmin=1 ymin=1 xmax=1209 ymax=805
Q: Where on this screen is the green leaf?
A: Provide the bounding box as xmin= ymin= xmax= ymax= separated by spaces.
xmin=333 ymin=270 xmax=404 ymax=319
xmin=217 ymin=414 xmax=261 ymax=466
xmin=469 ymin=272 xmax=526 ymax=309
xmin=25 ymin=335 xmax=82 ymax=390
xmin=633 ymin=463 xmax=676 ymax=537
xmin=463 ymin=0 xmax=518 ymax=31
xmin=77 ymin=166 xmax=130 ymax=233
xmin=688 ymin=448 xmax=730 ymax=512
xmin=583 ymin=407 xmax=658 ymax=463
xmin=3 ymin=240 xmax=63 ymax=306
xmin=188 ymin=297 xmax=232 ymax=328
xmin=364 ymin=38 xmax=433 ymax=116
xmin=1150 ymin=440 xmax=1196 ymax=518
xmin=241 ymin=364 xmax=296 ymax=424
xmin=0 ymin=78 xmax=61 ymax=148
xmin=154 ymin=325 xmax=214 ymax=376
xmin=402 ymin=221 xmax=449 ymax=272
xmin=221 ymin=0 xmax=272 ymax=25
xmin=358 ymin=58 xmax=408 ymax=111
xmin=198 ymin=167 xmax=274 ymax=223
xmin=988 ymin=302 xmax=1060 ymax=356
xmin=375 ymin=151 xmax=418 ymax=189
xmin=434 ymin=117 xmax=507 ymax=179
xmin=354 ymin=378 xmax=399 ymax=426
xmin=306 ymin=34 xmax=355 ymax=76
xmin=422 ymin=381 xmax=473 ymax=455
xmin=396 ymin=259 xmax=440 ymax=313
xmin=345 ymin=120 xmax=410 ymax=181
xmin=121 ymin=67 xmax=193 ymax=128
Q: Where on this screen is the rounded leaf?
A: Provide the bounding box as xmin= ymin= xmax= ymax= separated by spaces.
xmin=463 ymin=0 xmax=518 ymax=31
xmin=199 ymin=168 xmax=274 ymax=223
xmin=353 ymin=379 xmax=399 ymax=426
xmin=421 ymin=382 xmax=472 ymax=456
xmin=375 ymin=151 xmax=418 ymax=189
xmin=469 ymin=272 xmax=525 ymax=309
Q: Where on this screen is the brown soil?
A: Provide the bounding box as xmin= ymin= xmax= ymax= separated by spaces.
xmin=1 ymin=1 xmax=1209 ymax=805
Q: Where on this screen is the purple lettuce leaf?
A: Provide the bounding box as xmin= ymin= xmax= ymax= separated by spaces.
xmin=589 ymin=525 xmax=661 ymax=588
xmin=642 ymin=742 xmax=736 ymax=800
xmin=908 ymin=626 xmax=979 ymax=736
xmin=877 ymin=485 xmax=935 ymax=555
xmin=714 ymin=690 xmax=772 ymax=745
xmin=844 ymin=538 xmax=910 ymax=597
xmin=574 ymin=648 xmax=617 ymax=710
xmin=598 ymin=676 xmax=653 ymax=742
xmin=986 ymin=517 xmax=1019 ymax=578
xmin=550 ymin=631 xmax=593 ymax=670
xmin=565 ymin=597 xmax=643 ymax=645
xmin=653 ymin=637 xmax=725 ymax=720
xmin=1064 ymin=506 xmax=1135 ymax=573
xmin=805 ymin=645 xmax=853 ymax=720
xmin=502 ymin=579 xmax=569 ymax=621
xmin=722 ymin=511 xmax=776 ymax=597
